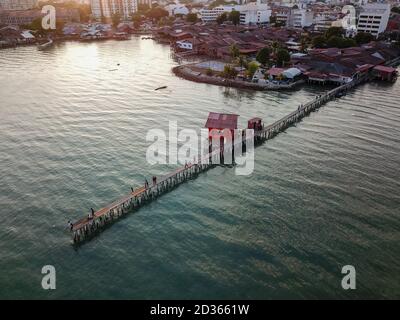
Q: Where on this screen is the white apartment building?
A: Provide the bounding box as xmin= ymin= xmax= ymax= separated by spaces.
xmin=91 ymin=0 xmax=138 ymax=19
xmin=357 ymin=2 xmax=390 ymax=37
xmin=137 ymin=0 xmax=151 ymax=7
xmin=313 ymin=12 xmax=338 ymax=32
xmin=200 ymin=6 xmax=230 ymax=23
xmin=0 ymin=0 xmax=37 ymax=10
xmin=272 ymin=6 xmax=313 ymax=28
xmin=274 ymin=6 xmax=290 ymax=26
xmin=239 ymin=3 xmax=271 ymax=25
xmin=165 ymin=4 xmax=189 ymax=16
xmin=275 ymin=12 xmax=288 ymax=25
xmin=200 ymin=2 xmax=271 ymax=25
xmin=288 ymin=8 xmax=313 ymax=28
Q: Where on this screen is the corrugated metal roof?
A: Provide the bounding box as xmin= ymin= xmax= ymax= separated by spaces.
xmin=373 ymin=65 xmax=396 ymax=73
xmin=205 ymin=112 xmax=239 ymax=130
xmin=282 ymin=67 xmax=302 ymax=79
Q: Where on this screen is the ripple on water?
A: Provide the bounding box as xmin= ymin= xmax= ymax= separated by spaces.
xmin=0 ymin=39 xmax=399 ymax=299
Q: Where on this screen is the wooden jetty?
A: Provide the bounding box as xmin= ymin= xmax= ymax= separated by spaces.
xmin=70 ymin=161 xmax=216 ymax=244
xmin=69 ymin=61 xmax=398 ymax=244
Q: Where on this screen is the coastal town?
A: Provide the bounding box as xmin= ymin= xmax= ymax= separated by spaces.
xmin=1 ymin=0 xmax=400 ymax=302
xmin=1 ymin=0 xmax=400 ymax=88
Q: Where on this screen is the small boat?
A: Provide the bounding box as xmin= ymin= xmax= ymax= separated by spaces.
xmin=37 ymin=39 xmax=53 ymax=50
xmin=155 ymin=86 xmax=167 ymax=91
xmin=336 ymin=91 xmax=344 ymax=98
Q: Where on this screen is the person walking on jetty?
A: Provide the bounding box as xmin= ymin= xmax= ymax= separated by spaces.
xmin=145 ymin=179 xmax=149 ymax=189
xmin=88 ymin=208 xmax=95 ymax=220
xmin=152 ymin=176 xmax=157 ymax=186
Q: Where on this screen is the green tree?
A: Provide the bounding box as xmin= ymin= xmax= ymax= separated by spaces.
xmin=276 ymin=48 xmax=290 ymax=67
xmin=112 ymin=13 xmax=121 ymax=28
xmin=229 ymin=10 xmax=240 ymax=26
xmin=341 ymin=37 xmax=357 ymax=48
xmin=326 ymin=36 xmax=357 ymax=48
xmin=256 ymin=47 xmax=271 ymax=65
xmin=29 ymin=17 xmax=44 ymax=32
xmin=354 ymin=32 xmax=375 ymax=45
xmin=158 ymin=16 xmax=175 ymax=27
xmin=186 ymin=13 xmax=198 ymax=23
xmin=222 ymin=64 xmax=238 ymax=79
xmin=391 ymin=6 xmax=400 ymax=14
xmin=132 ymin=13 xmax=142 ymax=28
xmin=246 ymin=61 xmax=259 ymax=78
xmin=230 ymin=43 xmax=240 ymax=59
xmin=271 ymin=40 xmax=280 ymax=54
xmin=300 ymin=35 xmax=310 ymax=52
xmin=216 ymin=12 xmax=227 ymax=25
xmin=146 ymin=7 xmax=169 ymax=21
xmin=132 ymin=13 xmax=142 ymax=23
xmin=325 ymin=27 xmax=344 ymax=39
xmin=312 ymin=35 xmax=326 ymax=48
xmin=236 ymin=55 xmax=248 ymax=69
xmin=326 ymin=35 xmax=342 ymax=48
xmin=138 ymin=3 xmax=150 ymax=13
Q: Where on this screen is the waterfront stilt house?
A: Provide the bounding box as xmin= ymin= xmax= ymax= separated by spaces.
xmin=205 ymin=112 xmax=239 ymax=163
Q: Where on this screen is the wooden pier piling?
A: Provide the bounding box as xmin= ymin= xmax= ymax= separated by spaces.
xmin=69 ymin=67 xmax=391 ymax=244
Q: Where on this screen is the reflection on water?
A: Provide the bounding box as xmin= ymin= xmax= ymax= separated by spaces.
xmin=0 ymin=38 xmax=399 ymax=299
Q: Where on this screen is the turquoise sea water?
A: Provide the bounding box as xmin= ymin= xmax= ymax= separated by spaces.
xmin=0 ymin=38 xmax=399 ymax=299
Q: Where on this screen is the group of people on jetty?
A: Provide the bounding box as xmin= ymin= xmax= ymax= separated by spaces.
xmin=297 ymin=95 xmax=324 ymax=111
xmin=143 ymin=176 xmax=157 ymax=189
xmin=68 ymin=160 xmax=196 ymax=231
xmin=67 ymin=208 xmax=95 ymax=230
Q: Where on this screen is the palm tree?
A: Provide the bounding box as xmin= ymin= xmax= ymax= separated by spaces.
xmin=271 ymin=41 xmax=280 ymax=55
xmin=236 ymin=55 xmax=247 ymax=69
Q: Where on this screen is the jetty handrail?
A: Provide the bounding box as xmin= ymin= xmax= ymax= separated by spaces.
xmin=71 ymin=136 xmax=251 ymax=234
xmin=70 ymin=61 xmax=398 ymax=243
xmin=70 ymin=77 xmax=362 ymax=235
xmin=261 ymin=73 xmax=373 ymax=133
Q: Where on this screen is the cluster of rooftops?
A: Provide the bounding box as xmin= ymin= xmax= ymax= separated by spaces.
xmin=292 ymin=43 xmax=400 ymax=81
xmin=156 ymin=24 xmax=400 ymax=82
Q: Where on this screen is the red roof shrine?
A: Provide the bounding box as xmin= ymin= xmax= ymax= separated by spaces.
xmin=205 ymin=112 xmax=239 ymax=130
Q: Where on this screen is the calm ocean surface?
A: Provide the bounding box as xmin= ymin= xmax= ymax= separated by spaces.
xmin=0 ymin=38 xmax=399 ymax=299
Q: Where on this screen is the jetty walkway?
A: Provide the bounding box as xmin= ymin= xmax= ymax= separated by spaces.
xmin=69 ymin=67 xmax=391 ymax=244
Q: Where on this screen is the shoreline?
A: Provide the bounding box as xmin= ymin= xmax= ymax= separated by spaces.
xmin=172 ymin=64 xmax=305 ymax=91
xmin=0 ymin=33 xmax=152 ymax=50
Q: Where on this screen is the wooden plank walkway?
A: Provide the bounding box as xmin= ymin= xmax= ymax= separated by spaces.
xmin=69 ymin=59 xmax=399 ymax=245
xmin=70 ymin=161 xmax=217 ymax=243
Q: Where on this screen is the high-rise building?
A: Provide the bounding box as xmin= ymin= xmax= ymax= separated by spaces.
xmin=288 ymin=8 xmax=313 ymax=28
xmin=91 ymin=0 xmax=138 ymax=19
xmin=137 ymin=0 xmax=151 ymax=8
xmin=271 ymin=5 xmax=313 ymax=28
xmin=200 ymin=2 xmax=271 ymax=25
xmin=357 ymin=2 xmax=390 ymax=37
xmin=0 ymin=0 xmax=37 ymax=10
